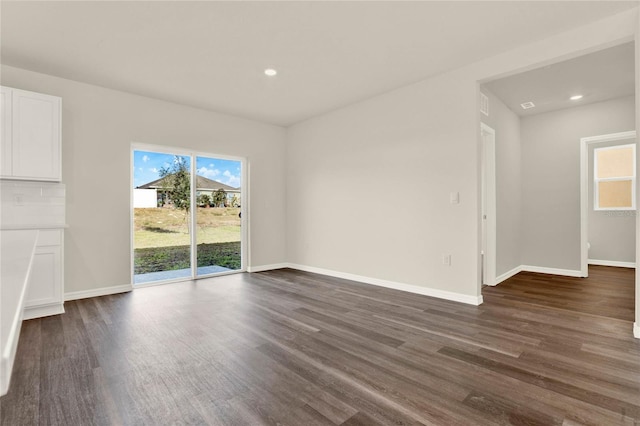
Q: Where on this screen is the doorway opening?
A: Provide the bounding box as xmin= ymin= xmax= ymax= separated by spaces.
xmin=131 ymin=145 xmax=246 ymax=285
xmin=580 ymin=131 xmax=637 ymax=277
xmin=478 ymin=40 xmax=637 ymax=337
xmin=480 ymin=123 xmax=497 ymax=286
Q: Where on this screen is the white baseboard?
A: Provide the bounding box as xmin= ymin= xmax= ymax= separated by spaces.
xmin=520 ymin=265 xmax=583 ymax=278
xmin=588 ymin=259 xmax=636 ymax=268
xmin=634 ymin=323 xmax=640 ymax=339
xmin=493 ymin=266 xmax=523 ymax=286
xmin=23 ymin=303 xmax=65 ymax=320
xmin=287 ymin=263 xmax=483 ymax=306
xmin=65 ymin=284 xmax=132 ymax=302
xmin=485 ymin=262 xmax=632 ymax=285
xmin=248 ymin=263 xmax=289 ymax=273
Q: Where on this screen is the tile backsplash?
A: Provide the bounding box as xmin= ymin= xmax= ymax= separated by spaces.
xmin=1 ymin=180 xmax=65 ymax=229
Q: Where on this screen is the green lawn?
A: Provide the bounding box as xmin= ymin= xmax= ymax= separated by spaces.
xmin=134 ymin=207 xmax=241 ymax=274
xmin=134 ymin=206 xmax=241 ymax=248
xmin=134 ymin=242 xmax=241 ymax=274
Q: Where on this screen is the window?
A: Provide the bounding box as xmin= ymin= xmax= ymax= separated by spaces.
xmin=594 ymin=144 xmax=636 ymax=210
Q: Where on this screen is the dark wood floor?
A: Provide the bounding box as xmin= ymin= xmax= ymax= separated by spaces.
xmin=1 ymin=266 xmax=638 ymax=425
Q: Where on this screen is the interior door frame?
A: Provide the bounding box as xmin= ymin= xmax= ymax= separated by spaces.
xmin=580 ymin=130 xmax=637 ymax=277
xmin=130 ymin=143 xmax=247 ymax=286
xmin=480 ymin=123 xmax=497 ymax=286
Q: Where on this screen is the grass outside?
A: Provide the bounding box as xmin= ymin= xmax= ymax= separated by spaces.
xmin=134 ymin=242 xmax=241 ymax=274
xmin=134 ymin=207 xmax=240 ymax=248
xmin=134 ymin=207 xmax=241 ymax=274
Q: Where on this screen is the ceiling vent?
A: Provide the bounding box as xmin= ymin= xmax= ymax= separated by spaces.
xmin=520 ymin=101 xmax=535 ymax=110
xmin=479 ymin=92 xmax=489 ymax=116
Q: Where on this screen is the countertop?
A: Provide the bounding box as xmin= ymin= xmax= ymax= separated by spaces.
xmin=0 ymin=229 xmax=39 ymax=396
xmin=0 ymin=224 xmax=68 ymax=230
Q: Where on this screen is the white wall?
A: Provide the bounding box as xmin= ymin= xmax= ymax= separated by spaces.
xmin=287 ymin=71 xmax=480 ymax=301
xmin=588 ymin=138 xmax=636 ymax=264
xmin=286 ymin=9 xmax=637 ymax=303
xmin=1 ymin=8 xmax=637 ymax=318
xmin=520 ymin=96 xmax=636 ymax=272
xmin=1 ymin=65 xmax=287 ymax=294
xmin=479 ymin=89 xmax=522 ymax=278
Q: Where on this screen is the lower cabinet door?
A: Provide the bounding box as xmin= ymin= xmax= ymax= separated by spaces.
xmin=25 ymin=245 xmax=62 ymax=308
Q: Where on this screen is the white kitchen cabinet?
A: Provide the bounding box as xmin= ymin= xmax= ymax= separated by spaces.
xmin=1 ymin=88 xmax=12 ymax=176
xmin=23 ymin=229 xmax=65 ymax=320
xmin=0 ymin=86 xmax=61 ymax=181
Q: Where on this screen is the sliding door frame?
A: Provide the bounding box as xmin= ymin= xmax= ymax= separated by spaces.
xmin=130 ymin=143 xmax=247 ymax=287
xmin=192 ymin=148 xmax=248 ymax=277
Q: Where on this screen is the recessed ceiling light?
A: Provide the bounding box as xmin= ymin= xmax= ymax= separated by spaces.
xmin=520 ymin=101 xmax=535 ymax=110
xmin=570 ymin=95 xmax=583 ymax=101
xmin=264 ymin=68 xmax=277 ymax=77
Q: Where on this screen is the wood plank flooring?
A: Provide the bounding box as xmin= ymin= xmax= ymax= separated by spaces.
xmin=1 ymin=266 xmax=638 ymax=425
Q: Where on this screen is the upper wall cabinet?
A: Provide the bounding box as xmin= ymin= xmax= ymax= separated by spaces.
xmin=0 ymin=88 xmax=12 ymax=177
xmin=0 ymin=86 xmax=62 ymax=181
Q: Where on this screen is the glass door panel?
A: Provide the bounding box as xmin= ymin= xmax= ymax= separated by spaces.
xmin=195 ymin=156 xmax=242 ymax=276
xmin=133 ymin=150 xmax=191 ymax=284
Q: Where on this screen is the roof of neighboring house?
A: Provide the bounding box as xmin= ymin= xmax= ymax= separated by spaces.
xmin=137 ymin=175 xmax=239 ymax=192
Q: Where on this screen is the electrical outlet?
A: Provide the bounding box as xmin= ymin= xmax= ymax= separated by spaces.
xmin=442 ymin=254 xmax=451 ymax=266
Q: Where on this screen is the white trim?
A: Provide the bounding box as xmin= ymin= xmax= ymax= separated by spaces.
xmin=634 ymin=322 xmax=640 ymax=339
xmin=248 ymin=263 xmax=289 ymax=273
xmin=494 ymin=266 xmax=523 ymax=285
xmin=287 ymin=263 xmax=483 ymax=306
xmin=580 ymin=131 xmax=637 ymax=277
xmin=65 ymin=284 xmax=132 ymax=301
xmin=588 ymin=259 xmax=636 ymax=268
xmin=130 ymin=148 xmax=135 ymax=289
xmin=241 ymin=158 xmax=248 ymax=272
xmin=480 ymin=123 xmax=497 ymax=287
xmin=581 ymin=131 xmax=637 ymax=146
xmin=190 ymin=157 xmax=197 ymax=278
xmin=520 ymin=265 xmax=582 ymax=278
xmin=23 ymin=303 xmax=64 ymax=320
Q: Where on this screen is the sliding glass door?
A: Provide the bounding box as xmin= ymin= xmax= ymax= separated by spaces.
xmin=132 ymin=146 xmax=244 ymax=285
xmin=195 ymin=155 xmax=242 ymax=276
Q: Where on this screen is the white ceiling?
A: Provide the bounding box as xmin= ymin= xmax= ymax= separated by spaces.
xmin=484 ymin=42 xmax=636 ymax=117
xmin=1 ymin=1 xmax=638 ymax=127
